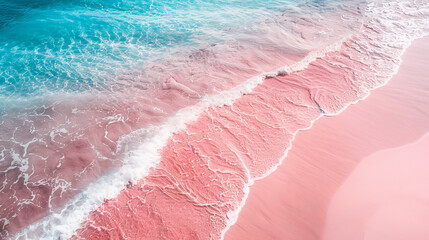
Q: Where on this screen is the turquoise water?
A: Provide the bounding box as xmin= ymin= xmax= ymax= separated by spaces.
xmin=0 ymin=0 xmax=293 ymax=102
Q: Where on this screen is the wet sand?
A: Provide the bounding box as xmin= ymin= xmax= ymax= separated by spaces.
xmin=225 ymin=37 xmax=429 ymax=240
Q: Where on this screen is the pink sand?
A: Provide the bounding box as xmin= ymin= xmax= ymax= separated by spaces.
xmin=225 ymin=37 xmax=429 ymax=240
xmin=323 ymin=134 xmax=429 ymax=240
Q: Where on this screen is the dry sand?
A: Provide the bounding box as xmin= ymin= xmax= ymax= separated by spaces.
xmin=323 ymin=134 xmax=429 ymax=240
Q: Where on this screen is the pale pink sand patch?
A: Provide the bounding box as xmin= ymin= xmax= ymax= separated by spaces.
xmin=323 ymin=134 xmax=429 ymax=240
xmin=225 ymin=36 xmax=429 ymax=240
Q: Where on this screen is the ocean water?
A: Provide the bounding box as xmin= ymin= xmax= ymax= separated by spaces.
xmin=1 ymin=0 xmax=428 ymax=239
xmin=0 ymin=0 xmax=293 ymax=104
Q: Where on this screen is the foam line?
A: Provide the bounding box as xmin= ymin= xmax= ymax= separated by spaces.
xmin=14 ymin=34 xmax=348 ymax=240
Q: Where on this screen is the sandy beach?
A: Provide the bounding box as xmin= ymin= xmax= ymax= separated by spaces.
xmin=225 ymin=37 xmax=429 ymax=240
xmin=2 ymin=1 xmax=429 ymax=239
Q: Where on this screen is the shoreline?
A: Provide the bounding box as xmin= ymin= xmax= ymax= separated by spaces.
xmin=1 ymin=1 xmax=429 ymax=239
xmin=13 ymin=34 xmax=346 ymax=240
xmin=225 ymin=36 xmax=429 ymax=240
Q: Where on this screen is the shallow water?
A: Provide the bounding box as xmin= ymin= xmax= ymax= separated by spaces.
xmin=0 ymin=0 xmax=296 ymax=102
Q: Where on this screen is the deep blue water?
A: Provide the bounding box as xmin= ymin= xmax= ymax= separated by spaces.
xmin=0 ymin=0 xmax=293 ymax=103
